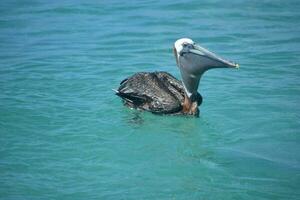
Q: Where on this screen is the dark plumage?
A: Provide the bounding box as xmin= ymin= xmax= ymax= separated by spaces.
xmin=116 ymin=71 xmax=202 ymax=116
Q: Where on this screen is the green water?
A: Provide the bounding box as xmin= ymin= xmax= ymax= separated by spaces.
xmin=1 ymin=0 xmax=300 ymax=199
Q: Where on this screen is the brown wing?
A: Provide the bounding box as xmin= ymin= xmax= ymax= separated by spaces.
xmin=117 ymin=72 xmax=183 ymax=114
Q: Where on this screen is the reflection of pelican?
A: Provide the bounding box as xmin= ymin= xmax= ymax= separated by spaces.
xmin=116 ymin=38 xmax=239 ymax=117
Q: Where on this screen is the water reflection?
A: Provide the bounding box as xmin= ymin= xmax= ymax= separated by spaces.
xmin=125 ymin=110 xmax=144 ymax=125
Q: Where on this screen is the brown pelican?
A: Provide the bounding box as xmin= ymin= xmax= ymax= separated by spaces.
xmin=116 ymin=38 xmax=239 ymax=117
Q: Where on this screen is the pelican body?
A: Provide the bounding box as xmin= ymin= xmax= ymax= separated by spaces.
xmin=116 ymin=38 xmax=238 ymax=117
xmin=116 ymin=71 xmax=202 ymax=116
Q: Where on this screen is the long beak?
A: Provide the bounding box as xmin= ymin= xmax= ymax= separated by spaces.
xmin=189 ymin=44 xmax=239 ymax=68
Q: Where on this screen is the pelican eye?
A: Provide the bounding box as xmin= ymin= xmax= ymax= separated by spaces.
xmin=182 ymin=43 xmax=188 ymax=47
xmin=182 ymin=42 xmax=193 ymax=49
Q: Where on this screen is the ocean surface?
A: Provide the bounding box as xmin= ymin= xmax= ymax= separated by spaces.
xmin=1 ymin=0 xmax=300 ymax=199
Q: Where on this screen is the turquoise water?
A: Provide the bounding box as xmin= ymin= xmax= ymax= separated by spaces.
xmin=1 ymin=0 xmax=300 ymax=199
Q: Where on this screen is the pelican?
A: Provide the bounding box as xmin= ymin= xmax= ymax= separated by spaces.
xmin=116 ymin=38 xmax=239 ymax=117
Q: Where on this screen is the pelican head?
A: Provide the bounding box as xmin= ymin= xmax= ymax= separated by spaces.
xmin=173 ymin=38 xmax=239 ymax=115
